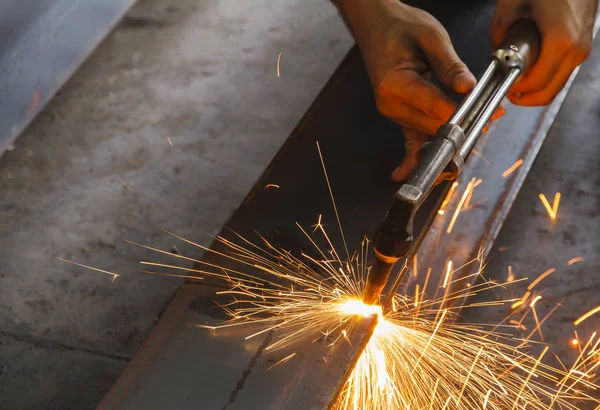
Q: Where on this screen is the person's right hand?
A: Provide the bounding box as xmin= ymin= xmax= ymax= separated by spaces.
xmin=335 ymin=0 xmax=504 ymax=181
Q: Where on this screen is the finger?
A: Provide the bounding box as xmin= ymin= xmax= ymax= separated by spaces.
xmin=386 ymin=102 xmax=447 ymax=136
xmin=489 ymin=0 xmax=529 ymax=48
xmin=391 ymin=127 xmax=429 ymax=182
xmin=508 ymin=57 xmax=574 ymax=106
xmin=392 ymin=69 xmax=459 ymax=122
xmin=511 ymin=38 xmax=567 ymax=95
xmin=418 ymin=30 xmax=476 ymax=94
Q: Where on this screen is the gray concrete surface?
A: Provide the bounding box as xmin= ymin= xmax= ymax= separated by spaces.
xmin=0 ymin=0 xmax=351 ymax=408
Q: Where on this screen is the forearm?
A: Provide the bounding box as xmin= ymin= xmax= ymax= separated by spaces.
xmin=331 ymin=0 xmax=389 ymax=42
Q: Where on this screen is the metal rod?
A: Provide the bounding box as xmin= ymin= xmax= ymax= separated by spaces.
xmin=460 ymin=67 xmax=521 ymax=158
xmin=448 ymin=60 xmax=499 ymax=126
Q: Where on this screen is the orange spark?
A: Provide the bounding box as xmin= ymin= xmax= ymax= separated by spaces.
xmin=464 ymin=178 xmax=482 ymax=209
xmin=265 ymin=184 xmax=280 ymax=189
xmin=268 ymin=352 xmax=296 ymax=370
xmin=528 ymin=268 xmax=556 ymax=290
xmin=118 ymin=177 xmax=133 ymax=192
xmin=575 ymin=305 xmax=600 ymax=326
xmin=167 ymin=136 xmax=173 ymax=146
xmin=442 ymin=261 xmax=453 ymax=289
xmin=568 ymin=257 xmax=584 ymax=266
xmin=413 ymin=254 xmax=418 ymax=278
xmin=507 ymin=265 xmax=514 ymax=282
xmin=530 ymin=295 xmax=542 ymax=307
xmin=472 ymin=149 xmax=490 ymax=165
xmin=498 ymin=246 xmax=511 ymax=252
xmin=539 ymin=192 xmax=560 ymax=220
xmin=447 ymin=178 xmax=475 ymax=233
xmin=502 ymin=159 xmax=523 ymax=178
xmin=572 ymin=339 xmax=579 ymax=347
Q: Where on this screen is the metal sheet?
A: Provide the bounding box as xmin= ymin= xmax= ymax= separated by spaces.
xmin=0 ymin=0 xmax=137 ymax=157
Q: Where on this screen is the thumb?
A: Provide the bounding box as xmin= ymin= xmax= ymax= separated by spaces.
xmin=392 ymin=127 xmax=429 ymax=182
xmin=419 ymin=32 xmax=475 ymax=94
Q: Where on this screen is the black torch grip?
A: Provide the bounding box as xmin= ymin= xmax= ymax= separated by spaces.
xmin=499 ymin=19 xmax=541 ymax=73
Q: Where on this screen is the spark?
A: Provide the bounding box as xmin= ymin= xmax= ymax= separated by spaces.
xmin=539 ymin=192 xmax=561 ymax=220
xmin=167 ymin=136 xmax=173 ymax=146
xmin=268 ymin=352 xmax=296 ymax=370
xmin=442 ymin=260 xmax=453 ymax=288
xmin=498 ymin=246 xmax=511 ymax=252
xmin=118 ymin=177 xmax=133 ymax=191
xmin=568 ymin=257 xmax=584 ymax=266
xmin=572 ymin=339 xmax=579 ymax=347
xmin=530 ymin=295 xmax=542 ymax=307
xmin=447 ymin=178 xmax=475 ymax=233
xmin=507 ymin=265 xmax=515 ymax=282
xmin=414 ymin=284 xmax=420 ymax=307
xmin=575 ymin=305 xmax=600 ymax=326
xmin=502 ymin=159 xmax=523 ymax=178
xmin=265 ymin=184 xmax=280 ymax=189
xmin=471 ymin=149 xmax=490 ymax=165
xmin=412 ymin=254 xmax=418 ymax=278
xmin=56 ymin=257 xmax=119 ymax=281
xmin=527 ymin=268 xmax=556 ymax=290
xmin=276 ymin=52 xmax=283 ymax=77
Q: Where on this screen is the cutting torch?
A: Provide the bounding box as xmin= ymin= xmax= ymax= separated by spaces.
xmin=363 ymin=19 xmax=541 ymax=306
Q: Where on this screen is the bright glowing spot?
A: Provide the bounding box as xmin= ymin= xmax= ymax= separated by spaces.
xmin=530 ymin=295 xmax=542 ymax=307
xmin=572 ymin=339 xmax=579 ymax=347
xmin=265 ymin=184 xmax=280 ymax=189
xmin=338 ymin=299 xmax=382 ymax=318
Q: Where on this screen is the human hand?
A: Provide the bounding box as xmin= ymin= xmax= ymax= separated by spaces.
xmin=490 ymin=0 xmax=597 ymax=106
xmin=334 ymin=0 xmax=504 ymax=181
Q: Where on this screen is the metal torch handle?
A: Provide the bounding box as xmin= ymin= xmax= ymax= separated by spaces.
xmin=459 ymin=19 xmax=541 ymax=157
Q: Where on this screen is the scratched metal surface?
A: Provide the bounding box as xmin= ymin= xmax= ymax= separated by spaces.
xmin=97 ymin=1 xmax=587 ymax=409
xmin=0 ymin=0 xmax=137 ymax=156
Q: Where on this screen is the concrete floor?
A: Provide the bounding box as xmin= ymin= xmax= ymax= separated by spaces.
xmin=1 ymin=0 xmax=599 ymax=409
xmin=0 ymin=0 xmax=351 ymax=409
